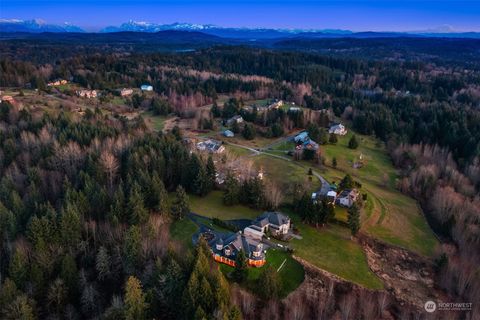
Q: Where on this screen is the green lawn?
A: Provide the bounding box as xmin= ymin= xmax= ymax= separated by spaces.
xmin=288 ymin=213 xmax=384 ymax=289
xmin=269 ymin=140 xmax=295 ymax=152
xmin=189 ymin=191 xmax=262 ymax=220
xmin=225 ymin=144 xmax=253 ymax=157
xmin=110 ymin=96 xmax=127 ymax=105
xmin=252 ymin=154 xmax=322 ymax=201
xmin=318 ymin=130 xmax=438 ymax=256
xmin=334 ymin=206 xmax=349 ymax=223
xmin=170 ymin=218 xmax=198 ymax=249
xmin=220 ymin=249 xmax=305 ymax=298
xmin=143 ymin=111 xmax=167 ymax=131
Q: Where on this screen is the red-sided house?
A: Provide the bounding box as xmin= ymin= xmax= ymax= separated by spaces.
xmin=209 ymin=232 xmax=266 ymax=268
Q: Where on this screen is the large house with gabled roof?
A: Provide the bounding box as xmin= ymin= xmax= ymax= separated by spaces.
xmin=206 ymin=211 xmax=291 ymax=268
xmin=210 ymin=232 xmax=266 ymax=267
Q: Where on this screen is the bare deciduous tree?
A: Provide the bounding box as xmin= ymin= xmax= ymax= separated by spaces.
xmin=100 ymin=150 xmax=119 ymax=192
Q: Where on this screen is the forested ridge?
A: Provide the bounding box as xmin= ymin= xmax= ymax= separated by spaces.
xmin=2 ymin=46 xmax=479 ymax=160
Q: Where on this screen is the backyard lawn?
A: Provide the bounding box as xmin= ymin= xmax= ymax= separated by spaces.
xmin=170 ymin=218 xmax=198 ymax=249
xmin=220 ymin=249 xmax=305 ymax=298
xmin=288 ymin=213 xmax=384 ymax=289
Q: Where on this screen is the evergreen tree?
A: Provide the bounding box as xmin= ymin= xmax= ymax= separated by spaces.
xmin=227 ymin=306 xmax=242 ymax=320
xmin=339 ymin=174 xmax=354 ymax=190
xmin=242 ymin=123 xmax=256 ymax=140
xmin=318 ymin=128 xmax=328 ymax=145
xmin=194 ymin=165 xmax=210 ymax=197
xmin=60 ymin=254 xmax=78 ymax=298
xmin=0 ymin=201 xmax=16 ymax=238
xmin=257 ymin=266 xmax=279 ymax=300
xmin=232 ymin=250 xmax=248 ymax=283
xmin=194 ymin=306 xmax=207 ymax=320
xmin=332 ymin=157 xmax=337 ymax=168
xmin=211 ymin=102 xmax=221 ymax=118
xmin=223 ymin=173 xmax=240 ymax=206
xmin=124 ymin=276 xmax=148 ymax=320
xmin=95 ymin=246 xmax=111 ymax=281
xmin=328 ymin=133 xmax=338 ymax=144
xmin=171 ymin=185 xmax=190 ymax=220
xmin=348 ymin=134 xmax=359 ymax=149
xmin=157 ymin=178 xmax=170 ymax=216
xmin=347 ymin=204 xmax=360 ymax=236
xmin=47 ymin=278 xmax=67 ymax=315
xmin=127 ymin=183 xmax=149 ymax=225
xmin=60 ymin=203 xmax=82 ymax=251
xmin=109 ymin=185 xmax=125 ymax=224
xmin=123 ymin=226 xmax=142 ymax=271
xmin=306 ymin=123 xmax=320 ymax=141
xmin=185 ymin=154 xmax=202 ymax=189
xmin=9 ymin=249 xmax=28 ymax=289
xmin=206 ymin=156 xmax=216 ymax=190
xmin=231 ymin=121 xmax=240 ymax=134
xmin=5 ymin=295 xmax=36 ymax=320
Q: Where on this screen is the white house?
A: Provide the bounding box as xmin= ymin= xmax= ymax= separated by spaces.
xmin=336 ymin=189 xmax=359 ymax=208
xmin=76 ymin=90 xmax=97 ymax=98
xmin=250 ymin=212 xmax=291 ymax=236
xmin=329 ymin=124 xmax=347 ymax=135
xmin=141 ymin=84 xmax=153 ymax=91
xmin=226 ymin=115 xmax=244 ymax=126
xmin=120 ymin=88 xmax=133 ymax=97
xmin=196 ymin=139 xmax=225 ymax=154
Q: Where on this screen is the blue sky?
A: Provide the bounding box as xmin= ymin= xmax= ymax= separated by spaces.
xmin=1 ymin=0 xmax=479 ymax=32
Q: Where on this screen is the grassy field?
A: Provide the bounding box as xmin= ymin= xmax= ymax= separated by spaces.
xmin=317 ymin=130 xmax=438 ymax=256
xmin=110 ymin=96 xmax=127 ymax=105
xmin=189 ymin=191 xmax=262 ymax=220
xmin=269 ymin=140 xmax=295 ymax=152
xmin=170 ymin=218 xmax=198 ymax=249
xmin=224 ymin=144 xmax=254 ymax=157
xmin=143 ymin=111 xmax=167 ymax=131
xmin=220 ymin=249 xmax=305 ymax=298
xmin=252 ymin=154 xmax=322 ymax=201
xmin=288 ymin=213 xmax=384 ymax=289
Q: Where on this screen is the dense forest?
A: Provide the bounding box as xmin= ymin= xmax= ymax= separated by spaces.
xmin=1 ymin=37 xmax=479 ymax=318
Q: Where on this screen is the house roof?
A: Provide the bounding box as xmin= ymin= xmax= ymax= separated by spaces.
xmin=255 ymin=211 xmax=289 ymax=227
xmin=223 ymin=130 xmax=234 ymax=137
xmin=210 ymin=232 xmax=265 ymax=260
xmin=303 ymin=140 xmax=319 ymax=150
xmin=294 ymin=131 xmax=309 ymax=142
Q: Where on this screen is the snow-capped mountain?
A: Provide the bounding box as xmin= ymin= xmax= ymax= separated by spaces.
xmin=0 ymin=19 xmax=84 ymax=33
xmin=100 ymin=21 xmax=218 ymax=33
xmin=100 ymin=21 xmax=355 ymax=39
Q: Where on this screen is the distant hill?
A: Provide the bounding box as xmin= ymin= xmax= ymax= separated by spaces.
xmin=0 ymin=19 xmax=84 ymax=33
xmin=0 ymin=30 xmax=225 ymax=44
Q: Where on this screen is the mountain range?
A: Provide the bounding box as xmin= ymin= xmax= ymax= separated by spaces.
xmin=0 ymin=19 xmax=85 ymax=33
xmin=1 ymin=19 xmax=479 ymax=39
